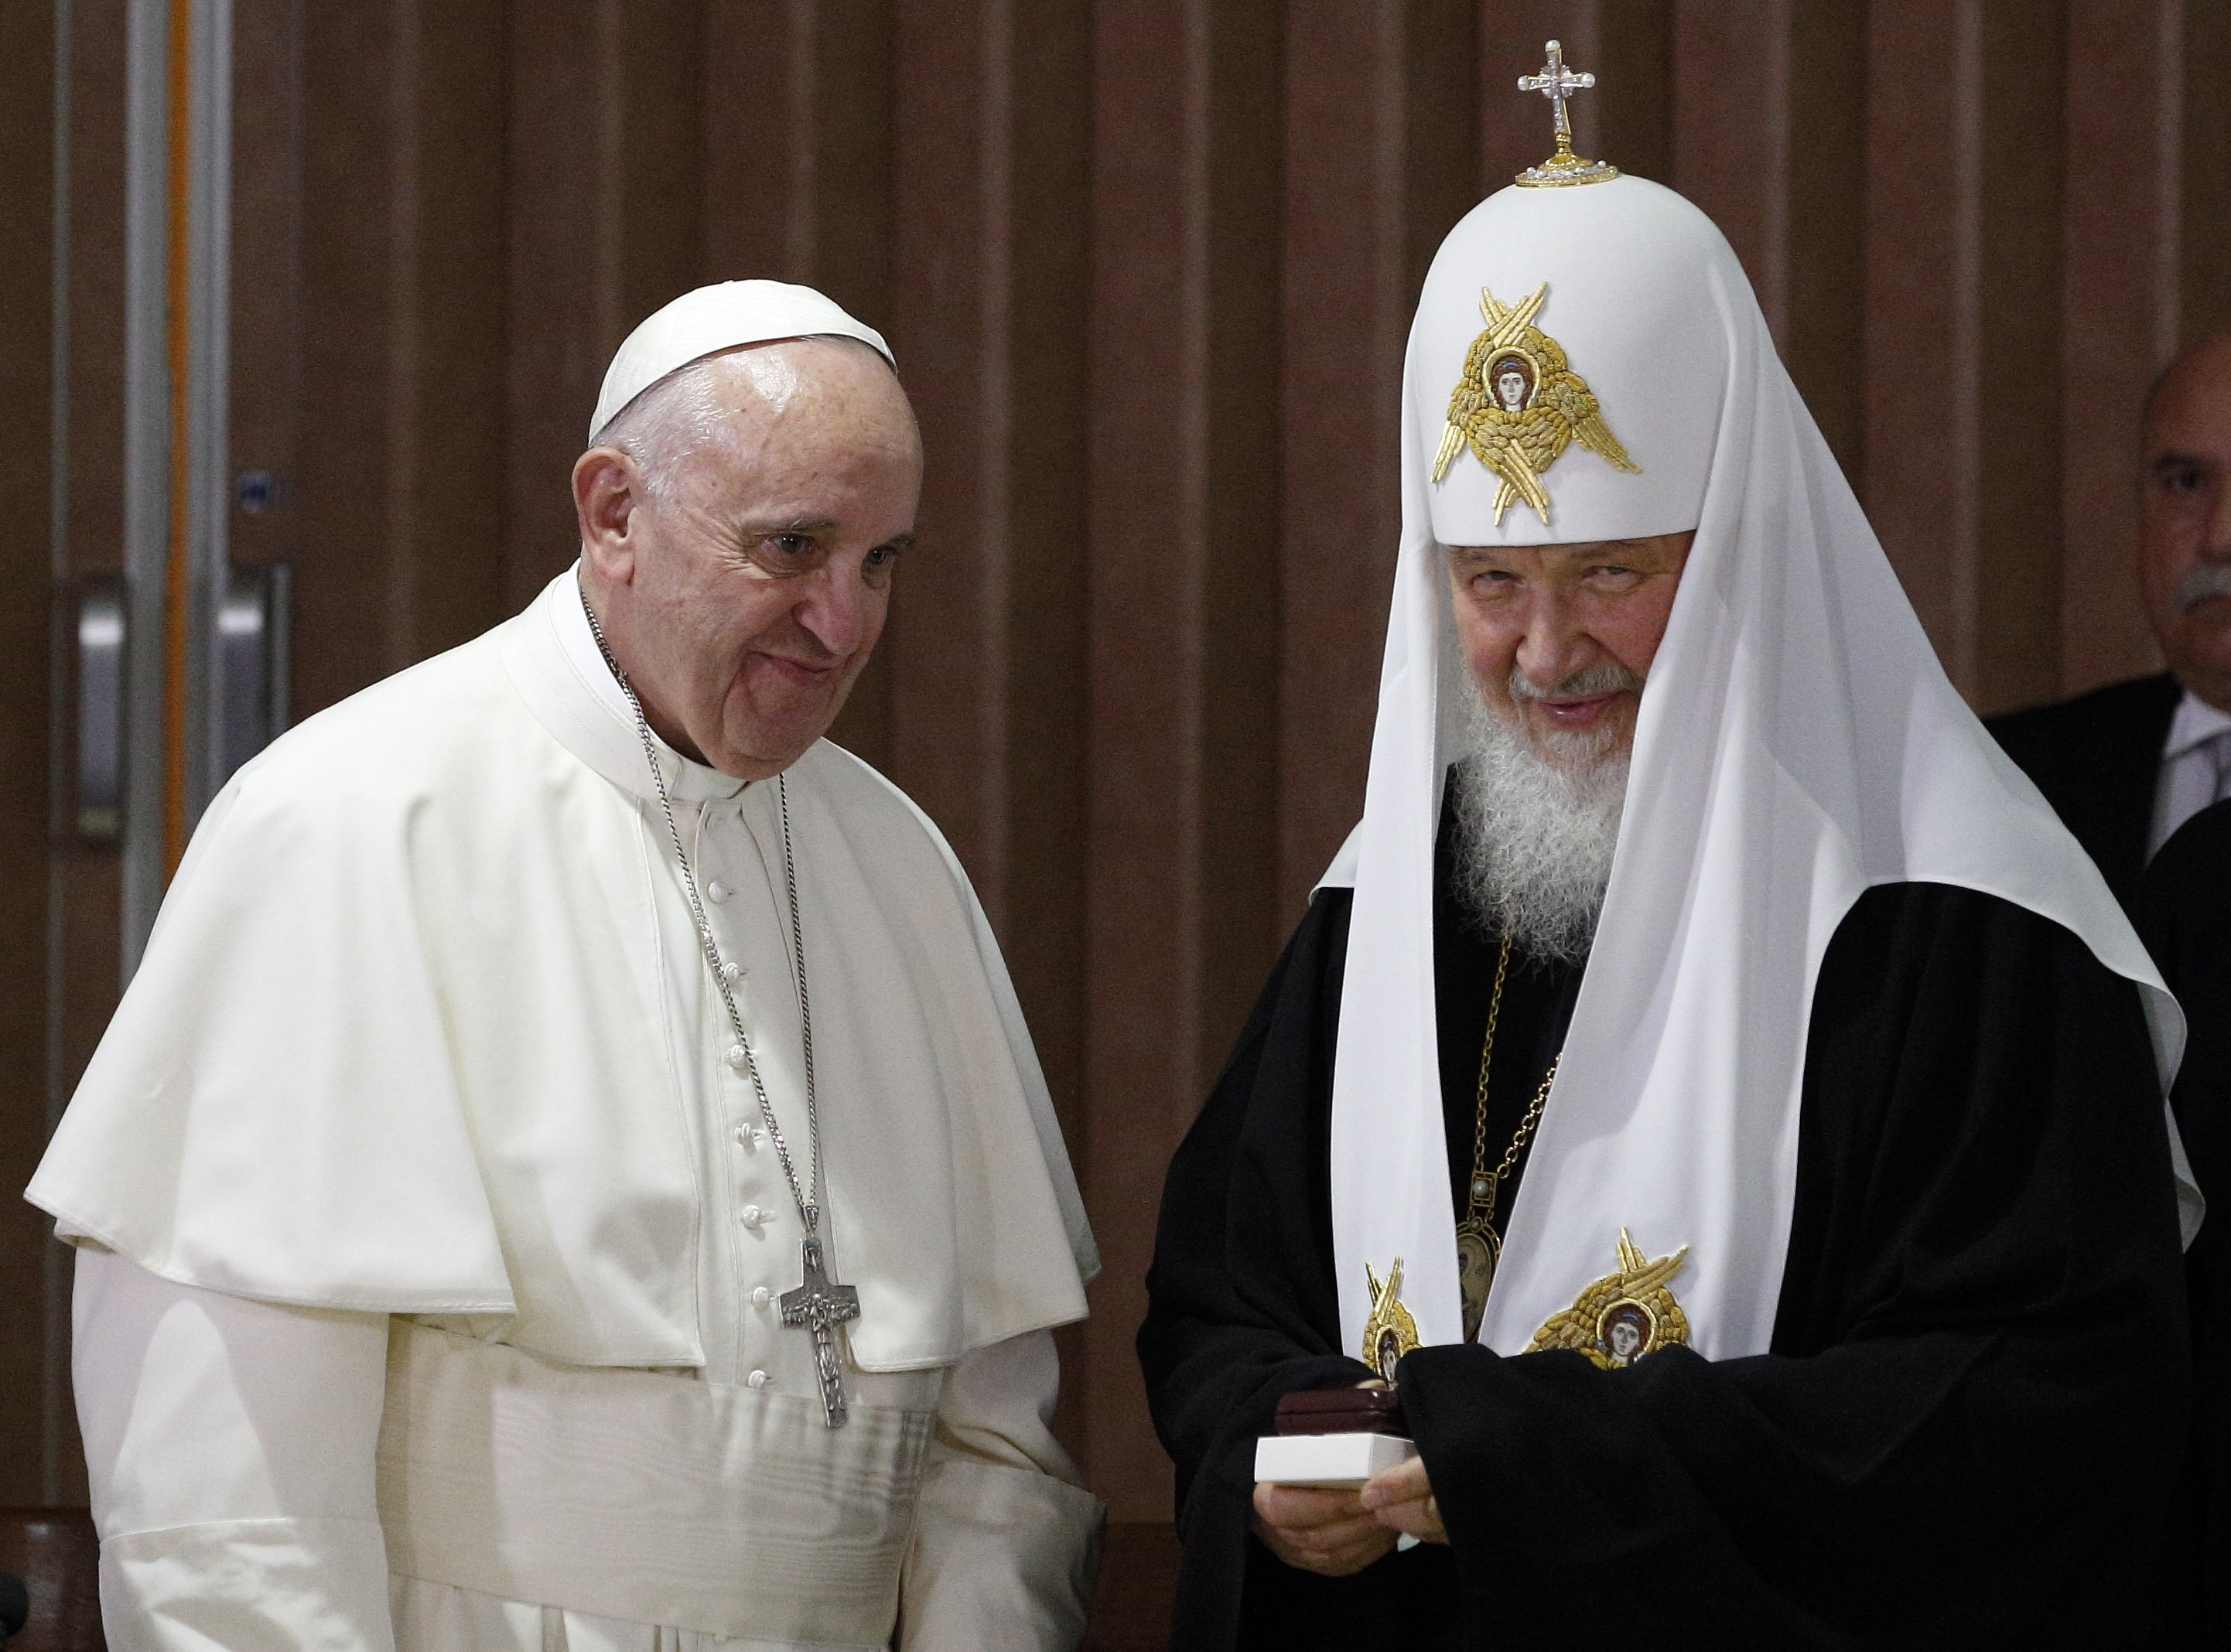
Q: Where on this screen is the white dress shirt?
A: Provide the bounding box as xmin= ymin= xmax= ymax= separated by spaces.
xmin=2150 ymin=689 xmax=2231 ymax=858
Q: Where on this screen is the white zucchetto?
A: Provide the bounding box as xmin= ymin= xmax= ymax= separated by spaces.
xmin=589 ymin=279 xmax=895 ymax=445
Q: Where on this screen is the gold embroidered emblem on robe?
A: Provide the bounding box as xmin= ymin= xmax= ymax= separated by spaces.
xmin=1361 ymin=1258 xmax=1423 ymax=1382
xmin=1525 ymin=1229 xmax=1692 ymax=1368
xmin=1430 ymin=282 xmax=1638 ymax=525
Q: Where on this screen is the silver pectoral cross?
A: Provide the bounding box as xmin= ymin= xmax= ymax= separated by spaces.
xmin=780 ymin=1232 xmax=862 ymax=1427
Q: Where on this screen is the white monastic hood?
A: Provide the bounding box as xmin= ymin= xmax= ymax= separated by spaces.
xmin=1324 ymin=174 xmax=2197 ymax=1364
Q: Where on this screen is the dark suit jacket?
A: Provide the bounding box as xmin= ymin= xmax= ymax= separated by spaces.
xmin=2139 ymin=798 xmax=2231 ymax=1645
xmin=1987 ymin=671 xmax=2181 ymax=909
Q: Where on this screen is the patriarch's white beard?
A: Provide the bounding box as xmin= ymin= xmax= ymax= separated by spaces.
xmin=1452 ymin=664 xmax=1637 ymax=963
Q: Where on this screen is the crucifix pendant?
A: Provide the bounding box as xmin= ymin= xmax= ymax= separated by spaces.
xmin=780 ymin=1231 xmax=862 ymax=1427
xmin=1455 ymin=1217 xmax=1501 ymax=1344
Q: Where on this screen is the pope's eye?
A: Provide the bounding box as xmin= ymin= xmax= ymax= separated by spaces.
xmin=767 ymin=534 xmax=813 ymax=556
xmin=2164 ymin=466 xmax=2208 ymax=495
xmin=865 ymin=543 xmax=900 ymax=569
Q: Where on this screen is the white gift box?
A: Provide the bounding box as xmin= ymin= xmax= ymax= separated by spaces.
xmin=1252 ymin=1431 xmax=1417 ymax=1489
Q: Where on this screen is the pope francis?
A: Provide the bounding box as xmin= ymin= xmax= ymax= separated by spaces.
xmin=29 ymin=282 xmax=1104 ymax=1650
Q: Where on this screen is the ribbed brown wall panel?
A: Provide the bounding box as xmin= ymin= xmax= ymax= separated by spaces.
xmin=400 ymin=2 xmax=513 ymax=660
xmin=0 ymin=0 xmax=56 ymax=1507
xmin=1781 ymin=2 xmax=1867 ymax=477
xmin=2058 ymin=0 xmax=2175 ymax=696
xmin=505 ymin=1 xmax=706 ymax=622
xmin=887 ymin=0 xmax=1095 ymax=1456
xmin=2185 ymin=2 xmax=2231 ymax=339
xmin=1085 ymin=0 xmax=1283 ymax=1522
xmin=1972 ymin=3 xmax=2065 ymax=715
xmin=1278 ymin=2 xmax=1478 ymax=918
xmin=293 ymin=2 xmax=415 ymax=707
xmin=890 ymin=1 xmax=1003 ymax=882
xmin=1669 ymin=0 xmax=1867 ymax=475
xmin=1865 ymin=0 xmax=1980 ymax=686
xmin=226 ymin=0 xmax=302 ymax=591
xmin=287 ymin=0 xmax=511 ymax=709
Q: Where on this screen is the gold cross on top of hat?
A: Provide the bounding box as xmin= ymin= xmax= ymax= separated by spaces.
xmin=1515 ymin=41 xmax=1620 ymax=187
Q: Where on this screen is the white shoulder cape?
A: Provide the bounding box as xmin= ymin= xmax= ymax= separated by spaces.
xmin=29 ymin=572 xmax=1097 ymax=1371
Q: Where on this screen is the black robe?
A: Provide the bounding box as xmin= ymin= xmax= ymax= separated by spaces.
xmin=1987 ymin=671 xmax=2181 ymax=909
xmin=1139 ymin=815 xmax=2192 ymax=1650
xmin=2139 ymin=797 xmax=2231 ymax=1643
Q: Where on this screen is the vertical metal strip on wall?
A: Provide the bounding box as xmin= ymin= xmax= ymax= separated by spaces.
xmin=121 ymin=0 xmax=229 ymax=975
xmin=120 ymin=0 xmax=171 ymax=977
xmin=188 ymin=0 xmax=233 ymax=847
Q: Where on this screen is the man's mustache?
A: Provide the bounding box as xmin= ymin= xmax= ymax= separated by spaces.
xmin=1508 ymin=660 xmax=1647 ymax=701
xmin=2173 ymin=562 xmax=2231 ymax=614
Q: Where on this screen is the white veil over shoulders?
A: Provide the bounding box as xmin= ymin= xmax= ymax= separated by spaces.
xmin=1325 ymin=174 xmax=2198 ymax=1364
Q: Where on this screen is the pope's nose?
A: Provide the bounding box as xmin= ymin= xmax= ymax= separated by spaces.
xmin=794 ymin=570 xmax=872 ymax=662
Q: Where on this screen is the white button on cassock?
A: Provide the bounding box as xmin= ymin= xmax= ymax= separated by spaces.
xmin=746 ymin=1370 xmax=767 ymax=1390
xmin=734 ymin=1125 xmax=757 ymax=1148
xmin=707 ymin=881 xmax=732 ymax=903
xmin=721 ymin=961 xmax=745 ymax=984
xmin=740 ymin=1205 xmax=765 ymax=1228
xmin=750 ymin=1286 xmax=771 ymax=1308
xmin=726 ymin=1044 xmax=749 ymax=1070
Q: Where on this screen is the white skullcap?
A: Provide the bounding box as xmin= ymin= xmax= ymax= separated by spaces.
xmin=1412 ymin=176 xmax=1727 ymax=546
xmin=588 ymin=279 xmax=895 ymax=445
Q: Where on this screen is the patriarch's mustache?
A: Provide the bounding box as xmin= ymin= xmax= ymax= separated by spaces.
xmin=1508 ymin=660 xmax=1647 ymax=701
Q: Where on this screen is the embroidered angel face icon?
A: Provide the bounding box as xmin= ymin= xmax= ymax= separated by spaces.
xmin=1490 ymin=354 xmax=1534 ymax=412
xmin=1431 ymin=283 xmax=1638 ymax=526
xmin=1598 ymin=1303 xmax=1652 ymax=1367
xmin=1375 ymin=1327 xmax=1406 ymax=1384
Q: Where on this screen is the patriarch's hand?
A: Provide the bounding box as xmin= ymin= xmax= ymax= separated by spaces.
xmin=1358 ymin=1453 xmax=1447 ymax=1544
xmin=1250 ymin=1483 xmax=1399 ymax=1576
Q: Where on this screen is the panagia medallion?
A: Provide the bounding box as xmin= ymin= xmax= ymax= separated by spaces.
xmin=1430 ymin=283 xmax=1638 ymax=525
xmin=1454 ymin=1220 xmax=1498 ymax=1342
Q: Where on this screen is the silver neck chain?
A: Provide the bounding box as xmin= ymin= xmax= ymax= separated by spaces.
xmin=581 ymin=597 xmax=824 ymax=1237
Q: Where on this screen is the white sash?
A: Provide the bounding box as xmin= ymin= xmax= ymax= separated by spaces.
xmin=375 ymin=1324 xmax=931 ymax=1645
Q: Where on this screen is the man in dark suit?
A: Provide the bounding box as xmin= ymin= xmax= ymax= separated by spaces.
xmin=1990 ymin=332 xmax=2231 ymax=906
xmin=2140 ymin=797 xmax=2230 ymax=1643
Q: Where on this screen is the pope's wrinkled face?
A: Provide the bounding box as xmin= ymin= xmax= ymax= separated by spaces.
xmin=2138 ymin=334 xmax=2231 ymax=712
xmin=1444 ymin=532 xmax=1693 ymax=765
xmin=574 ymin=340 xmax=921 ymax=780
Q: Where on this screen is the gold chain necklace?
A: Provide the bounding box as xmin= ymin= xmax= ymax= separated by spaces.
xmin=1455 ymin=934 xmax=1560 ymax=1343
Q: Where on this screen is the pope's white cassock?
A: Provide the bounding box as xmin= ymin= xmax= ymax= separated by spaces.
xmin=29 ymin=288 xmax=1102 ymax=1651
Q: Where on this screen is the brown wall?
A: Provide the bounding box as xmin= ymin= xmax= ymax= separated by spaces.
xmin=9 ymin=0 xmax=2231 ymax=1527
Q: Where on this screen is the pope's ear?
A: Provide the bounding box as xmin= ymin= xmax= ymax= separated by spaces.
xmin=573 ymin=446 xmax=641 ymax=582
